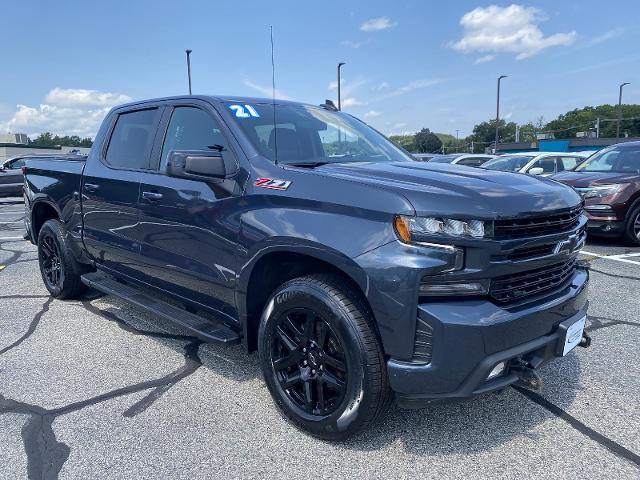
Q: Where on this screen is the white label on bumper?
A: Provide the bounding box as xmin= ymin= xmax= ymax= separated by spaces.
xmin=563 ymin=316 xmax=586 ymax=356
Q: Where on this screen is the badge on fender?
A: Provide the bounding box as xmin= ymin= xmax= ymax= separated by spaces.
xmin=254 ymin=177 xmax=292 ymax=190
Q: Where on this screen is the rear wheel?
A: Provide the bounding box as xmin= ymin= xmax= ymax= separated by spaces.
xmin=37 ymin=219 xmax=87 ymax=299
xmin=624 ymin=206 xmax=640 ymax=246
xmin=258 ymin=274 xmax=391 ymax=440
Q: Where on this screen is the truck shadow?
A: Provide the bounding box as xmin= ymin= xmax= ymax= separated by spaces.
xmin=82 ymin=290 xmax=583 ymax=455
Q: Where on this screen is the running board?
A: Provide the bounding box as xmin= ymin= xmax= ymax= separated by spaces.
xmin=81 ymin=271 xmax=241 ymax=345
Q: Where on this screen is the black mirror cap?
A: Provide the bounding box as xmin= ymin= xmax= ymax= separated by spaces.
xmin=167 ymin=150 xmax=237 ymax=181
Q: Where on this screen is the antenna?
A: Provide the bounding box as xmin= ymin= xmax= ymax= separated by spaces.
xmin=185 ymin=49 xmax=193 ymax=95
xmin=270 ymin=26 xmax=278 ymax=165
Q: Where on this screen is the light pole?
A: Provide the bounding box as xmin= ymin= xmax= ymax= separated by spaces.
xmin=337 ymin=62 xmax=346 ymax=110
xmin=186 ymin=49 xmax=193 ymax=95
xmin=495 ymin=75 xmax=507 ymax=153
xmin=617 ymin=82 xmax=630 ymax=138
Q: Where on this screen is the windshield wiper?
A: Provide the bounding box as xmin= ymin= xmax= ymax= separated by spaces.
xmin=285 ymin=161 xmax=330 ymax=168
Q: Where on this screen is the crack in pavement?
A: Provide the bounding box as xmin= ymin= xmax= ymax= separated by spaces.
xmin=0 ymin=297 xmax=205 ymax=479
xmin=513 ymin=385 xmax=640 ymax=468
xmin=0 ymin=297 xmax=53 ymax=355
xmin=586 ymin=314 xmax=640 ymax=332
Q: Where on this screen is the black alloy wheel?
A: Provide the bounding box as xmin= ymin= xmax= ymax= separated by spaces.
xmin=40 ymin=231 xmax=64 ymax=290
xmin=271 ymin=307 xmax=348 ymax=417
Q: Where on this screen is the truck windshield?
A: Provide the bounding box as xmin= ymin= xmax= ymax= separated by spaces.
xmin=225 ymin=103 xmax=413 ymax=165
xmin=575 ymin=145 xmax=640 ymax=173
xmin=481 ymin=155 xmax=535 ymax=172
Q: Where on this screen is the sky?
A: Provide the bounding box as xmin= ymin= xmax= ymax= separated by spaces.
xmin=1 ymin=0 xmax=639 ymax=139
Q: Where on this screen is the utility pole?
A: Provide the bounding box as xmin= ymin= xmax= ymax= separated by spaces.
xmin=595 ymin=117 xmax=600 ymax=138
xmin=515 ymin=124 xmax=520 ymax=143
xmin=470 ymin=140 xmax=474 ymax=153
xmin=185 ymin=49 xmax=193 ymax=95
xmin=495 ymin=75 xmax=507 ymax=153
xmin=617 ymin=82 xmax=630 ymax=138
xmin=337 ymin=62 xmax=346 ymax=110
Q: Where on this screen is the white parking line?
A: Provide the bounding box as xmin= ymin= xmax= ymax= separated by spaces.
xmin=0 ymin=221 xmax=23 ymax=224
xmin=581 ymin=250 xmax=640 ymax=266
xmin=0 ymin=236 xmax=24 ymax=241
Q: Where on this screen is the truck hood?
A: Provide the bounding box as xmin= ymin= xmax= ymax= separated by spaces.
xmin=552 ymin=170 xmax=640 ymax=188
xmin=313 ymin=162 xmax=581 ymax=219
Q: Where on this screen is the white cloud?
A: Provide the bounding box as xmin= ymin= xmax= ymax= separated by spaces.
xmin=243 ymin=79 xmax=291 ymax=100
xmin=374 ymin=79 xmax=442 ymax=101
xmin=451 ymin=5 xmax=576 ymax=60
xmin=374 ymin=81 xmax=390 ymax=91
xmin=584 ymin=28 xmax=626 ymax=48
xmin=363 ymin=110 xmax=382 ymax=119
xmin=341 ymin=39 xmax=370 ymax=49
xmin=360 ymin=17 xmax=397 ymax=32
xmin=0 ymin=88 xmax=131 ymax=138
xmin=341 ymin=98 xmax=366 ymax=108
xmin=44 ymin=88 xmax=131 ymax=108
xmin=474 ymin=54 xmax=496 ymax=64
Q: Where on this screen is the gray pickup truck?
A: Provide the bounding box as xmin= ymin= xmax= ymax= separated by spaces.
xmin=23 ymin=95 xmax=590 ymax=439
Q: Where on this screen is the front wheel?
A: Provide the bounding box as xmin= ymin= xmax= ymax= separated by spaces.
xmin=258 ymin=274 xmax=391 ymax=440
xmin=624 ymin=205 xmax=640 ymax=246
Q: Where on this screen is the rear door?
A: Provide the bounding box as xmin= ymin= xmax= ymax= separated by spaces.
xmin=82 ymin=106 xmax=162 ymax=278
xmin=135 ymin=101 xmax=246 ymax=321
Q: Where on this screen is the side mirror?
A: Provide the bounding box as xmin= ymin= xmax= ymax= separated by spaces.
xmin=529 ymin=167 xmax=544 ymax=176
xmin=167 ymin=150 xmax=227 ymax=180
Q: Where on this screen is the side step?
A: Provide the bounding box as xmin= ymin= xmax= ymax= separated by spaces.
xmin=81 ymin=271 xmax=241 ymax=345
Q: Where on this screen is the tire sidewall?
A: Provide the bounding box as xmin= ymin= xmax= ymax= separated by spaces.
xmin=258 ymin=281 xmax=370 ymax=438
xmin=625 ymin=205 xmax=640 ymax=245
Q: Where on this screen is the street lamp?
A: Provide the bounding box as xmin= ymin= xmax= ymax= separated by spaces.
xmin=337 ymin=62 xmax=346 ymax=110
xmin=617 ymin=82 xmax=630 ymax=138
xmin=495 ymin=75 xmax=507 ymax=153
xmin=185 ymin=49 xmax=193 ymax=95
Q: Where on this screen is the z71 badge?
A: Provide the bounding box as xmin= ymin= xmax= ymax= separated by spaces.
xmin=254 ymin=178 xmax=292 ymax=191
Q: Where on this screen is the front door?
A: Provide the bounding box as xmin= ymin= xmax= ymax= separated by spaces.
xmin=136 ymin=104 xmax=245 ymax=322
xmin=82 ymin=107 xmax=162 ymax=278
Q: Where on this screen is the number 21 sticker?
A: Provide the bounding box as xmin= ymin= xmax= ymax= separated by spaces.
xmin=229 ymin=104 xmax=260 ymax=118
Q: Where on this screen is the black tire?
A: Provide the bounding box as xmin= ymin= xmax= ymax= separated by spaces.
xmin=37 ymin=219 xmax=87 ymax=299
xmin=624 ymin=205 xmax=640 ymax=246
xmin=258 ymin=274 xmax=392 ymax=440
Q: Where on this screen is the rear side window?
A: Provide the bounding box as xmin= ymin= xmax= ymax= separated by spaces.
xmin=558 ymin=156 xmax=579 ymax=171
xmin=105 ymin=109 xmax=159 ymax=169
xmin=531 ymin=157 xmax=556 ymax=174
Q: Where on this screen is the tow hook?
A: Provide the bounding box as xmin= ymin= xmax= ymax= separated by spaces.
xmin=512 ymin=360 xmax=543 ymax=392
xmin=579 ymin=331 xmax=591 ymax=348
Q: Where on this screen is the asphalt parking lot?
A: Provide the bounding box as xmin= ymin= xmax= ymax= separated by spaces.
xmin=0 ymin=196 xmax=639 ymax=479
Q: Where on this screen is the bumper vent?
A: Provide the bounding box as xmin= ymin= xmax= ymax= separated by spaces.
xmin=413 ymin=318 xmax=433 ymax=363
xmin=490 ymin=258 xmax=578 ymax=305
xmin=494 ymin=206 xmax=582 ymax=239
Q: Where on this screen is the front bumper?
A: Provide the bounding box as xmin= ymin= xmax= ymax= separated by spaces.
xmin=585 ymin=218 xmax=625 ymax=235
xmin=388 ymin=268 xmax=589 ymax=408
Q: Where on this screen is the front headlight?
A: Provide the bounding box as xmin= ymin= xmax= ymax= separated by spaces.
xmin=576 ymin=184 xmax=625 ymax=199
xmin=394 ymin=215 xmax=492 ymax=242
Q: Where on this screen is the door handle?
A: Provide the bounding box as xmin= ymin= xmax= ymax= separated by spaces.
xmin=142 ymin=191 xmax=163 ymax=201
xmin=84 ymin=183 xmax=99 ymax=192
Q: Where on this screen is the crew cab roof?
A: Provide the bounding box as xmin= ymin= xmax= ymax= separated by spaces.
xmin=113 ymin=95 xmax=313 ymax=110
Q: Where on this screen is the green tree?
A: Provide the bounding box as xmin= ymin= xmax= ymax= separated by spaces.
xmin=544 ymin=104 xmax=640 ymax=138
xmin=389 ymin=134 xmax=416 ymax=152
xmin=414 ymin=128 xmax=442 ymax=153
xmin=29 ymin=132 xmax=93 ymax=147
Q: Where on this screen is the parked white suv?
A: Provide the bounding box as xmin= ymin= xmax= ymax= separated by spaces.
xmin=481 ymin=152 xmax=590 ymax=176
xmin=428 ymin=153 xmax=497 ymax=167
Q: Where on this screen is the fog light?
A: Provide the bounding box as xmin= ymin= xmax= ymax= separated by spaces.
xmin=487 ymin=362 xmax=506 ymax=380
xmin=419 ymin=281 xmax=488 ymax=296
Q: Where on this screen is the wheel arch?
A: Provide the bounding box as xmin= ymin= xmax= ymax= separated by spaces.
xmin=238 ymin=245 xmax=374 ymax=353
xmin=31 ymin=199 xmax=61 ymax=239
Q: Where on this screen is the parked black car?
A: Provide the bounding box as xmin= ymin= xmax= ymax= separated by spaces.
xmin=23 ymin=96 xmax=590 ymax=439
xmin=0 ymin=156 xmax=27 ymax=196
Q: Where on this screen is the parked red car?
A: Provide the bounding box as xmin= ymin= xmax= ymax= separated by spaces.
xmin=552 ymin=141 xmax=640 ymax=245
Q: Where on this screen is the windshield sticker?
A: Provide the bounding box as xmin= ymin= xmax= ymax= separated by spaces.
xmin=229 ymin=104 xmax=260 ymax=118
xmin=254 ymin=177 xmax=291 ymax=190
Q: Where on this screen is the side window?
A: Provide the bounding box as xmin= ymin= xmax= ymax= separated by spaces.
xmin=160 ymin=107 xmax=229 ymax=170
xmin=9 ymin=159 xmax=25 ymax=169
xmin=458 ymin=157 xmax=485 ymax=167
xmin=558 ymin=156 xmax=578 ymax=171
xmin=531 ymin=157 xmax=556 ymax=174
xmin=105 ymin=109 xmax=159 ymax=169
